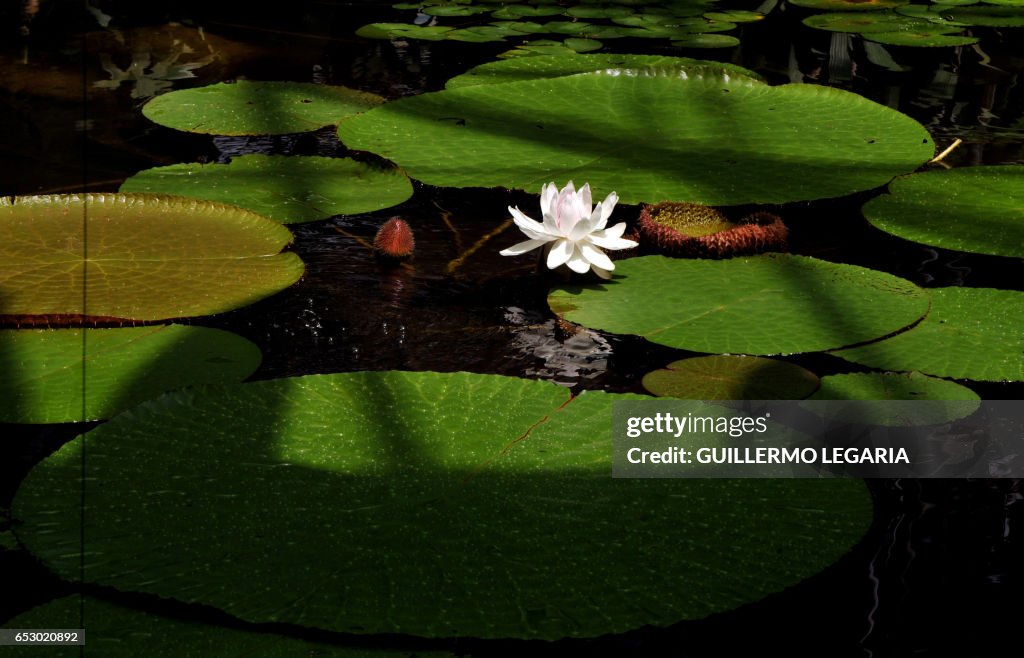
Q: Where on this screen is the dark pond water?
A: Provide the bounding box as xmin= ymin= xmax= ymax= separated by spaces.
xmin=1 ymin=1 xmax=1023 ymax=656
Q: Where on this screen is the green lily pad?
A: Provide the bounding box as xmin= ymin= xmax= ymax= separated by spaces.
xmin=862 ymin=166 xmax=1024 ymax=258
xmin=563 ymin=37 xmax=604 ymax=52
xmin=671 ymin=34 xmax=741 ymax=48
xmin=0 ymin=325 xmax=260 ymax=424
xmin=642 ymin=355 xmax=820 ymax=399
xmin=142 ymin=81 xmax=383 ymax=136
xmin=490 ymin=20 xmax=549 ymax=33
xmin=640 ymin=18 xmax=739 ymax=35
xmin=446 ymin=25 xmax=520 ymax=42
xmin=808 ymin=372 xmax=980 ymax=426
xmin=790 ymin=0 xmax=910 ymax=9
xmin=356 ymin=23 xmax=454 ymax=40
xmin=423 ymin=4 xmax=489 ymax=16
xmin=12 ymin=371 xmax=871 ymax=639
xmin=445 ymin=53 xmax=764 ymax=89
xmin=0 ymin=194 xmax=303 ymax=322
xmin=803 ymin=11 xmax=957 ymax=32
xmin=548 ymin=255 xmax=929 ymax=355
xmin=3 ymin=596 xmax=451 ymax=657
xmin=834 ymin=287 xmax=1024 ymax=382
xmin=490 ymin=5 xmax=564 ymax=18
xmin=567 ymin=5 xmax=635 ymax=18
xmin=864 ymin=30 xmax=978 ymax=46
xmin=121 ymin=155 xmax=412 ymax=225
xmin=498 ymin=44 xmax=579 ymax=58
xmin=703 ymin=10 xmax=766 ymax=21
xmin=812 ymin=371 xmax=980 ymax=400
xmin=340 ymin=69 xmax=933 ymax=205
xmin=919 ymin=4 xmax=1024 ymax=24
xmin=544 ymin=20 xmax=599 ymax=35
xmin=894 ymin=4 xmax=973 ymax=24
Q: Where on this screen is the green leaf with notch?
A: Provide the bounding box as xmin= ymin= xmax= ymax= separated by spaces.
xmin=13 ymin=371 xmax=872 ymax=639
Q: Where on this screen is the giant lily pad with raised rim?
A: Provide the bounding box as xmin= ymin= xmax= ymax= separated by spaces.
xmin=13 ymin=371 xmax=872 ymax=639
xmin=862 ymin=165 xmax=1024 ymax=258
xmin=142 ymin=81 xmax=383 ymax=136
xmin=2 ymin=596 xmax=451 ymax=658
xmin=121 ymin=155 xmax=413 ymax=224
xmin=548 ymin=255 xmax=930 ymax=355
xmin=445 ymin=53 xmax=764 ymax=89
xmin=834 ymin=287 xmax=1024 ymax=382
xmin=339 ymin=69 xmax=933 ymax=205
xmin=0 ymin=194 xmax=304 ymax=322
xmin=0 ymin=325 xmax=260 ymax=424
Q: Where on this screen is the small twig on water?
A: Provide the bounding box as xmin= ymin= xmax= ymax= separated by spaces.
xmin=446 ymin=218 xmax=513 ymax=274
xmin=929 ymin=138 xmax=963 ymax=165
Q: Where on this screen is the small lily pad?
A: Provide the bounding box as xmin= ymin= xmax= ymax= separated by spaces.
xmin=567 ymin=5 xmax=635 ymax=18
xmin=13 ymin=371 xmax=871 ymax=639
xmin=643 ymin=355 xmax=820 ymax=399
xmin=703 ymin=10 xmax=766 ymax=21
xmin=446 ymin=25 xmax=519 ymax=42
xmin=925 ymin=5 xmax=1024 ymax=25
xmin=121 ymin=155 xmax=413 ymax=224
xmin=0 ymin=325 xmax=260 ymax=424
xmin=356 ymin=23 xmax=454 ymax=40
xmin=563 ymin=37 xmax=604 ymax=52
xmin=811 ymin=371 xmax=980 ymax=401
xmin=894 ymin=5 xmax=973 ymax=24
xmin=803 ymin=11 xmax=957 ymax=32
xmin=808 ymin=372 xmax=980 ymax=426
xmin=544 ymin=20 xmax=599 ymax=35
xmin=862 ymin=166 xmax=1024 ymax=258
xmin=834 ymin=287 xmax=1024 ymax=382
xmin=548 ymin=255 xmax=930 ymax=355
xmin=498 ymin=44 xmax=579 ymax=58
xmin=490 ymin=20 xmax=548 ymax=33
xmin=142 ymin=81 xmax=383 ymax=136
xmin=423 ymin=4 xmax=489 ymax=16
xmin=671 ymin=34 xmax=741 ymax=48
xmin=490 ymin=5 xmax=564 ymax=18
xmin=0 ymin=194 xmax=303 ymax=322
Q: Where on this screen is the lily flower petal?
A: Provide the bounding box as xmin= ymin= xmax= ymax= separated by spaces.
xmin=509 ymin=206 xmax=550 ymax=241
xmin=576 ymin=183 xmax=593 ymax=221
xmin=546 ymin=238 xmax=573 ymax=269
xmin=589 ymin=223 xmax=637 ymax=250
xmin=499 ymin=238 xmax=548 ymax=256
xmin=565 ymin=244 xmax=592 ymax=274
xmin=580 ymin=242 xmax=615 ymax=271
xmin=591 ymin=191 xmax=618 ymax=231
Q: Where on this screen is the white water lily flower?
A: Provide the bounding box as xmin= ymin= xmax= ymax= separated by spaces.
xmin=500 ymin=181 xmax=637 ymax=279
